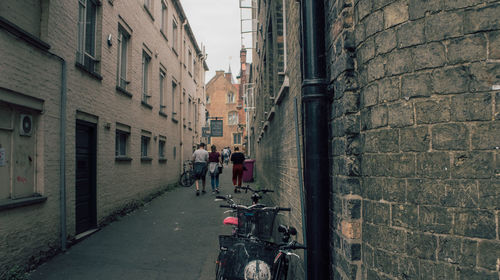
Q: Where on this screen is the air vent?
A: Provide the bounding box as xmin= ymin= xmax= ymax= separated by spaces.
xmin=19 ymin=114 xmax=33 ymax=136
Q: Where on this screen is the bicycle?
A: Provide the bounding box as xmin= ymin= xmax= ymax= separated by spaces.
xmin=179 ymin=160 xmax=195 ymax=187
xmin=272 ymin=225 xmax=306 ymax=280
xmin=215 ymin=197 xmax=297 ymax=280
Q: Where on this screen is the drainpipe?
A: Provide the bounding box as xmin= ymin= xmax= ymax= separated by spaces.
xmin=58 ymin=59 xmax=67 ymax=251
xmin=300 ymin=0 xmax=329 ymax=279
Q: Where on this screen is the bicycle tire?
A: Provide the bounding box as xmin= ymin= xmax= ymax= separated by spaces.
xmin=179 ymin=172 xmax=194 ymax=187
xmin=272 ymin=256 xmax=288 ymax=280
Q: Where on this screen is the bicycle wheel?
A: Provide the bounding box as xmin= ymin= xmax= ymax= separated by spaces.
xmin=179 ymin=172 xmax=193 ymax=187
xmin=272 ymin=256 xmax=288 ymax=280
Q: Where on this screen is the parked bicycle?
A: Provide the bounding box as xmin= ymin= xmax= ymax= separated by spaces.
xmin=215 ymin=190 xmax=305 ymax=280
xmin=272 ymin=225 xmax=306 ymax=280
xmin=179 ymin=160 xmax=195 ymax=187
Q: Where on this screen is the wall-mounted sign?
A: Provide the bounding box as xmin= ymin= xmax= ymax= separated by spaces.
xmin=210 ymin=120 xmax=223 ymax=137
xmin=202 ymin=127 xmax=210 ymax=138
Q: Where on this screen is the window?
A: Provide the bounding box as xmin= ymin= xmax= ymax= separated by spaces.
xmin=142 ymin=51 xmax=151 ymax=104
xmin=159 ymin=69 xmax=166 ymax=114
xmin=188 ymin=49 xmax=193 ymax=74
xmin=0 ymin=102 xmax=40 ymax=201
xmin=206 ymin=95 xmax=210 ymax=104
xmin=158 ymin=137 xmax=166 ymax=160
xmin=171 ymin=81 xmax=178 ymax=116
xmin=172 ymin=19 xmax=178 ymax=52
xmin=141 ymin=135 xmax=150 ymax=158
xmin=161 ymin=1 xmax=168 ymax=34
xmin=117 ymin=27 xmax=130 ymax=89
xmin=115 ymin=123 xmax=131 ymax=160
xmin=228 ymin=111 xmax=238 ymax=125
xmin=188 ymin=98 xmax=192 ymax=127
xmin=77 ymin=0 xmax=99 ymax=72
xmin=233 ymin=133 xmax=242 ymax=145
xmin=115 ymin=130 xmax=128 ymax=157
xmin=227 ymin=92 xmax=235 ymax=103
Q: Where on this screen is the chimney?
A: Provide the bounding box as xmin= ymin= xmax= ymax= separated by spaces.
xmin=240 ymin=47 xmax=247 ymax=64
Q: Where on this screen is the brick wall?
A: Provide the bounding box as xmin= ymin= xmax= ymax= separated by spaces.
xmin=330 ymin=0 xmax=500 ymax=278
xmin=252 ymin=0 xmax=500 ymax=279
xmin=0 ymin=0 xmax=206 ymax=274
xmin=250 ymin=0 xmax=306 ymax=278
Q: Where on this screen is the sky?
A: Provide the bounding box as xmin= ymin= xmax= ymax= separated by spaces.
xmin=180 ymin=0 xmax=247 ymax=83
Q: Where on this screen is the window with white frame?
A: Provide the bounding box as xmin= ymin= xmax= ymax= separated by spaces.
xmin=233 ymin=133 xmax=242 ymax=145
xmin=141 ymin=135 xmax=150 ymax=158
xmin=228 ymin=111 xmax=238 ymax=125
xmin=158 ymin=137 xmax=166 ymax=159
xmin=172 ymin=19 xmax=178 ymax=52
xmin=171 ymin=80 xmax=178 ymax=116
xmin=161 ymin=1 xmax=167 ymax=34
xmin=227 ymin=91 xmax=235 ymax=104
xmin=188 ymin=98 xmax=192 ymax=127
xmin=77 ymin=0 xmax=99 ymax=72
xmin=159 ymin=69 xmax=166 ymax=114
xmin=115 ymin=130 xmax=129 ymax=157
xmin=142 ymin=51 xmax=151 ymax=103
xmin=117 ymin=26 xmax=130 ymax=89
xmin=188 ymin=49 xmax=193 ymax=74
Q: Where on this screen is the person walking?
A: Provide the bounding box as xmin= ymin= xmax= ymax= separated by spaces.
xmin=222 ymin=147 xmax=230 ymax=166
xmin=208 ymin=145 xmax=223 ymax=194
xmin=192 ymin=142 xmax=209 ymax=196
xmin=230 ymin=146 xmax=245 ymax=193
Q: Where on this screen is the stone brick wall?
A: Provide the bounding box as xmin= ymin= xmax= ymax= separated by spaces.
xmin=335 ymin=0 xmax=500 ymax=278
xmin=250 ymin=0 xmax=306 ymax=278
xmin=252 ymin=0 xmax=500 ymax=279
xmin=0 ymin=0 xmax=206 ymax=274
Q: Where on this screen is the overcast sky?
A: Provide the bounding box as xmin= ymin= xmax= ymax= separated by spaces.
xmin=180 ymin=0 xmax=245 ymax=82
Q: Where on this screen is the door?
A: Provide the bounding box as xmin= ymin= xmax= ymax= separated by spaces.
xmin=75 ymin=120 xmax=97 ymax=234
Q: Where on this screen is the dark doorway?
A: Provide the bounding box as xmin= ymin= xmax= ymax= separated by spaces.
xmin=75 ymin=120 xmax=97 ymax=235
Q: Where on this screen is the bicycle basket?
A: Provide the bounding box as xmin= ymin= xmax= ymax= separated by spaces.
xmin=218 ymin=235 xmax=278 ymax=280
xmin=236 ymin=208 xmax=278 ymax=241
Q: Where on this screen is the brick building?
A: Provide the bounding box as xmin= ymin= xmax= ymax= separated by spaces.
xmin=250 ymin=0 xmax=500 ymax=279
xmin=0 ymin=0 xmax=207 ymax=275
xmin=205 ymin=48 xmax=248 ymax=152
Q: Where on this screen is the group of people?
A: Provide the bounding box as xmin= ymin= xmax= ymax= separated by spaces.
xmin=191 ymin=143 xmax=246 ymax=196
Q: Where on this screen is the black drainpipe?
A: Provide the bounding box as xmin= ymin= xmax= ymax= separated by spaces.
xmin=300 ymin=0 xmax=330 ymax=279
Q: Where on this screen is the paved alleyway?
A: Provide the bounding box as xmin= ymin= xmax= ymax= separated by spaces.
xmin=29 ymin=164 xmax=243 ymax=280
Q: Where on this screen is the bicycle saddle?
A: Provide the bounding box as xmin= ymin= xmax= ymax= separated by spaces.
xmin=223 ymin=216 xmax=238 ymax=226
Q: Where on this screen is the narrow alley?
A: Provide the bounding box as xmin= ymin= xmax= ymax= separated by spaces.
xmin=29 ymin=164 xmax=243 ymax=280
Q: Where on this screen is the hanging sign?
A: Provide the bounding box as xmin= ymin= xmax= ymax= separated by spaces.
xmin=210 ymin=120 xmax=223 ymax=137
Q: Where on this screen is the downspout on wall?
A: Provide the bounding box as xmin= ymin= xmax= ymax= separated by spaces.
xmin=300 ymin=0 xmax=330 ymax=279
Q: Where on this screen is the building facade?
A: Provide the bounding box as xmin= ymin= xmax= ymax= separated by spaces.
xmin=0 ymin=0 xmax=207 ymax=275
xmin=250 ymin=0 xmax=500 ymax=279
xmin=206 ymin=57 xmax=247 ymax=152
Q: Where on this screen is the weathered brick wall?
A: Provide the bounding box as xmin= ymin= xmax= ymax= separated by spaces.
xmin=0 ymin=0 xmax=206 ymax=274
xmin=325 ymin=0 xmax=362 ymax=278
xmin=251 ymin=0 xmax=306 ymax=278
xmin=343 ymin=0 xmax=499 ymax=278
xmin=254 ymin=0 xmax=499 ymax=279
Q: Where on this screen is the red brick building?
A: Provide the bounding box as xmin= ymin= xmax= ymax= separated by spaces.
xmin=205 ymin=69 xmax=245 ymax=152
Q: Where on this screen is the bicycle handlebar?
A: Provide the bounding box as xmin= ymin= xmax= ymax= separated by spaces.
xmin=220 ymin=204 xmax=290 ymax=212
xmin=240 ymin=186 xmax=274 ymax=194
xmin=279 ymin=241 xmax=306 ymax=250
xmin=215 ymin=195 xmax=227 ymax=200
